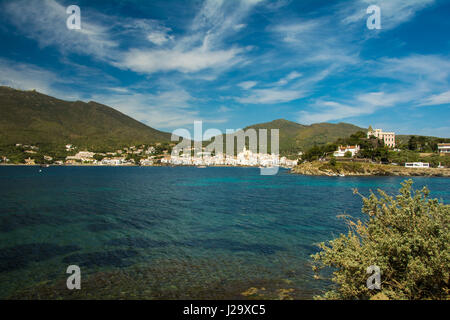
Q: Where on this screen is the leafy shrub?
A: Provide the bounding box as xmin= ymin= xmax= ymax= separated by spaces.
xmin=329 ymin=156 xmax=336 ymax=166
xmin=312 ymin=180 xmax=449 ymax=300
xmin=340 ymin=162 xmax=365 ymax=173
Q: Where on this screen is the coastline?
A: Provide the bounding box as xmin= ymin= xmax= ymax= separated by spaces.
xmin=0 ymin=163 xmax=293 ymax=169
xmin=1 ymin=163 xmax=448 ymax=176
xmin=291 ymin=161 xmax=450 ymax=177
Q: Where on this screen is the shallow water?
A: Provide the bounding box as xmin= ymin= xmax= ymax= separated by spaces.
xmin=0 ymin=166 xmax=448 ymax=299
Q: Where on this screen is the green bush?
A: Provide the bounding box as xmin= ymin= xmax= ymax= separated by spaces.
xmin=340 ymin=162 xmax=365 ymax=173
xmin=329 ymin=156 xmax=337 ymax=166
xmin=312 ymin=180 xmax=449 ymax=300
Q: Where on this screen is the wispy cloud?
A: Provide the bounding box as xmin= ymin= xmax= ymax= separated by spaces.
xmin=298 ymin=52 xmax=450 ymax=124
xmin=236 ymin=68 xmax=311 ymax=104
xmin=270 ymin=17 xmax=361 ymax=67
xmin=342 ymin=0 xmax=435 ymax=30
xmin=90 ymin=87 xmax=228 ymax=130
xmin=3 ymin=0 xmax=259 ymax=76
xmin=420 ymin=90 xmax=450 ymax=106
xmin=0 ymin=55 xmax=121 ymax=101
xmin=238 ymin=81 xmax=258 ymax=90
xmin=0 ymin=58 xmax=58 ymax=93
xmin=276 ymin=71 xmax=302 ymax=86
xmin=299 ymin=100 xmax=372 ymax=124
xmin=374 ymin=55 xmax=450 ymax=85
xmin=117 ymin=0 xmax=262 ymax=75
xmin=147 ymin=29 xmax=174 ymax=45
xmin=117 ymin=46 xmax=244 ymax=74
xmin=298 ymin=91 xmax=413 ymax=124
xmin=237 ymin=88 xmax=306 ymax=104
xmin=0 ymin=58 xmax=89 ymax=101
xmin=2 ymin=0 xmax=118 ymax=60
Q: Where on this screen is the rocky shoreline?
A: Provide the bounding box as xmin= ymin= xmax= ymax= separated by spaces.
xmin=291 ymin=161 xmax=450 ymax=177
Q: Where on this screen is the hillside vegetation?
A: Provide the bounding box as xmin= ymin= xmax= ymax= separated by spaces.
xmin=0 ymin=87 xmax=171 ymax=150
xmin=301 ymin=130 xmax=450 ymax=167
xmin=219 ymin=119 xmax=365 ymax=156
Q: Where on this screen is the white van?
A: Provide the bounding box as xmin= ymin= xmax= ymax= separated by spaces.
xmin=405 ymin=162 xmax=430 ymax=168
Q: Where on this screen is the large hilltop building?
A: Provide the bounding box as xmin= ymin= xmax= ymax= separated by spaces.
xmin=367 ymin=126 xmax=396 ymax=148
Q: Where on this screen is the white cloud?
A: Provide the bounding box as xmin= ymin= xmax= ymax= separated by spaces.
xmin=118 ymin=46 xmax=243 ymax=74
xmin=3 ymin=0 xmax=255 ymax=76
xmin=297 ymin=53 xmax=450 ymax=124
xmin=271 ymin=20 xmax=319 ymax=44
xmin=234 ymin=24 xmax=247 ymax=31
xmin=2 ymin=0 xmax=117 ymax=60
xmin=298 ymin=91 xmax=412 ymax=124
xmin=298 ymin=101 xmax=372 ymax=124
xmin=106 ymin=87 xmax=130 ymax=94
xmin=0 ymin=58 xmax=92 ymax=101
xmin=343 ymin=0 xmax=435 ymax=30
xmin=357 ymin=91 xmax=406 ymax=107
xmin=269 ymin=17 xmax=361 ymax=86
xmin=218 ymin=106 xmax=232 ymax=112
xmin=0 ymin=59 xmax=58 ymax=94
xmin=237 ymin=88 xmax=305 ymax=104
xmin=193 ymin=0 xmax=262 ymax=37
xmin=263 ymin=0 xmax=292 ymax=10
xmin=276 ymin=71 xmax=302 ymax=85
xmin=238 ymin=81 xmax=258 ymax=89
xmin=264 ymin=0 xmax=436 ymax=105
xmin=420 ymin=91 xmax=450 ymax=106
xmin=116 ymin=0 xmax=261 ymax=75
xmin=367 ymin=54 xmax=450 ymax=107
xmin=91 ymin=87 xmax=229 ymax=130
xmin=147 ymin=31 xmax=174 ymax=45
xmin=90 ymin=90 xmax=197 ymax=129
xmin=374 ymin=55 xmax=450 ymax=84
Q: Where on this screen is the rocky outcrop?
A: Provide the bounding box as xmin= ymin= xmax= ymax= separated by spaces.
xmin=291 ymin=161 xmax=450 ymax=177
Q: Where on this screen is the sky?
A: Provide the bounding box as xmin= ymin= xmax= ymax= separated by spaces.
xmin=0 ymin=0 xmax=449 ymax=137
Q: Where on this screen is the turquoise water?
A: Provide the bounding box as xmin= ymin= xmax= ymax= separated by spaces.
xmin=0 ymin=166 xmax=449 ymax=299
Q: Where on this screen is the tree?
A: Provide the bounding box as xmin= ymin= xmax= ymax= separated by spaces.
xmin=126 ymin=153 xmax=141 ymax=164
xmin=408 ymin=136 xmax=418 ymax=151
xmin=93 ymin=154 xmax=105 ymax=161
xmin=311 ymin=180 xmax=449 ymax=300
xmin=302 ymin=144 xmax=337 ymax=162
xmin=302 ymin=145 xmax=322 ymax=162
xmin=329 ymin=156 xmax=337 ymax=166
xmin=344 ymin=151 xmax=353 ymax=158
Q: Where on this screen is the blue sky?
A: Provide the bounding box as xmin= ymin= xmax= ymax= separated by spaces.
xmin=0 ymin=0 xmax=449 ymax=137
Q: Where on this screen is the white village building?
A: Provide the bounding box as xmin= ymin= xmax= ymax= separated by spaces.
xmin=333 ymin=145 xmax=360 ymax=157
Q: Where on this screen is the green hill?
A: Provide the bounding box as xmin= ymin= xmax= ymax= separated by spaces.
xmin=221 ymin=119 xmax=366 ymax=155
xmin=0 ymin=87 xmax=366 ymax=155
xmin=0 ymin=86 xmax=171 ymax=150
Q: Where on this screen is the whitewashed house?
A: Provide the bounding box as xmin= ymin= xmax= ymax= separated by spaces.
xmin=333 ymin=145 xmax=360 ymax=157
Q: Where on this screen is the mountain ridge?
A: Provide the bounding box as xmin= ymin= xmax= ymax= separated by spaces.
xmin=237 ymin=118 xmax=366 ymax=154
xmin=0 ymin=86 xmax=172 ymax=149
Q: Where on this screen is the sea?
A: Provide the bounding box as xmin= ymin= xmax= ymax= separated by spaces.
xmin=0 ymin=166 xmax=448 ymax=299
